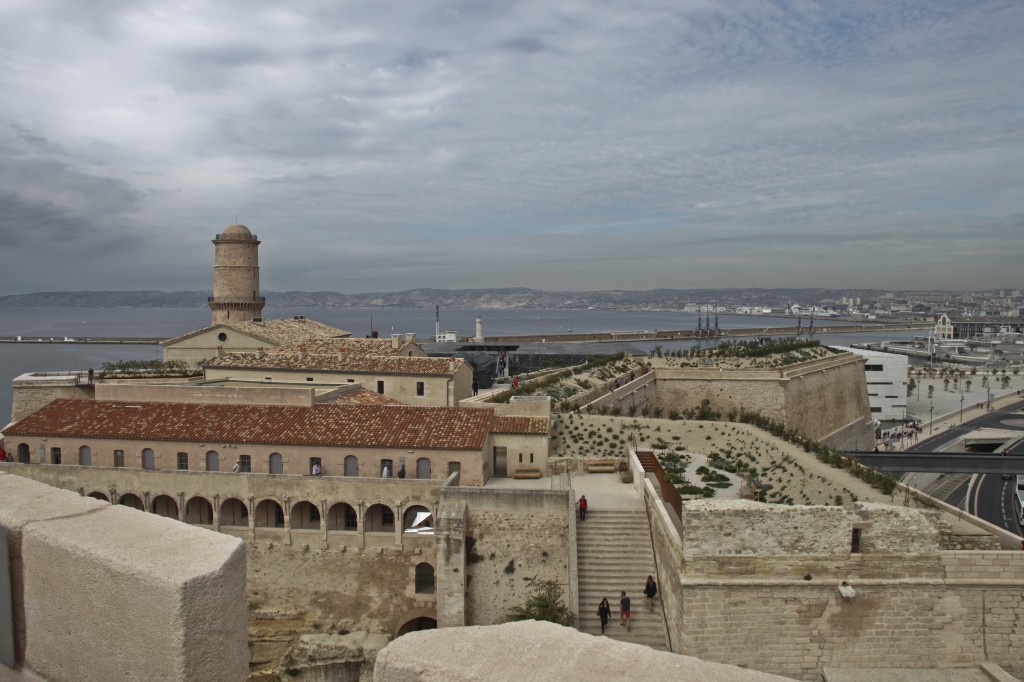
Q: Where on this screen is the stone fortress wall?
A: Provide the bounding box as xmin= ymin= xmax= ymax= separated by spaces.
xmin=635 ymin=455 xmax=1024 ymax=681
xmin=586 ymin=353 xmax=876 ymax=450
xmin=0 ymin=473 xmax=248 ymax=681
xmin=435 ymin=487 xmax=575 ymax=629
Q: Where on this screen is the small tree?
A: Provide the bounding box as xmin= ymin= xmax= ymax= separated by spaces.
xmin=927 ymin=384 xmax=935 ymax=399
xmin=506 ymin=578 xmax=576 ymax=626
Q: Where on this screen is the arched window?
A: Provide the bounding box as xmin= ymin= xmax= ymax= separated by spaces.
xmin=416 ymin=457 xmax=431 ymax=479
xmin=79 ymin=445 xmax=92 ymax=466
xmin=17 ymin=443 xmax=30 ymax=463
xmin=118 ymin=493 xmax=144 ymax=510
xmin=365 ymin=503 xmax=395 ymax=532
xmin=151 ymin=495 xmax=178 ymax=518
xmin=220 ymin=498 xmax=248 ymax=526
xmin=290 ymin=501 xmax=321 ymax=530
xmin=255 ymin=500 xmax=285 ymax=528
xmin=344 ymin=455 xmax=358 ymax=477
xmin=269 ymin=453 xmax=283 ymax=474
xmin=414 ymin=563 xmax=436 ymax=594
xmin=186 ymin=497 xmax=214 ymax=525
xmin=327 ymin=503 xmax=358 ymax=531
xmin=142 ymin=448 xmax=155 ymax=470
xmin=403 ymin=505 xmax=433 ymax=533
xmin=206 ymin=450 xmax=220 ymax=472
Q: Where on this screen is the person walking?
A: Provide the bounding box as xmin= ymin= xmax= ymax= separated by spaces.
xmin=578 ymin=495 xmax=588 ymax=522
xmin=597 ymin=598 xmax=612 ymax=634
xmin=619 ymin=591 xmax=631 ymax=631
xmin=644 ymin=575 xmax=658 ymax=612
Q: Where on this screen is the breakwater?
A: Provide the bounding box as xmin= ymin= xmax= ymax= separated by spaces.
xmin=0 ymin=336 xmax=164 ymax=345
xmin=484 ymin=323 xmax=931 ymax=344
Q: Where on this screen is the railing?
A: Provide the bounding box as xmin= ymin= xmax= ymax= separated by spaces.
xmin=207 ymin=296 xmax=266 ymax=304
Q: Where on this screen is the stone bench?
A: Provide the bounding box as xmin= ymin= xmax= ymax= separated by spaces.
xmin=512 ymin=467 xmax=542 ymax=479
xmin=587 ymin=459 xmax=618 ymax=473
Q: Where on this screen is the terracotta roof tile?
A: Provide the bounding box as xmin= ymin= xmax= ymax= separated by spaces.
xmin=491 ymin=416 xmax=550 ymax=435
xmin=275 ymin=337 xmax=420 ymax=358
xmin=330 ymin=389 xmax=406 ymax=406
xmin=206 ymin=352 xmax=463 ymax=376
xmin=162 ymin=317 xmax=350 ymax=347
xmin=6 ymin=399 xmax=493 ymax=451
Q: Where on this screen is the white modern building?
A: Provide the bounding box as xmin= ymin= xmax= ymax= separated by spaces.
xmin=834 ymin=346 xmax=909 ymax=421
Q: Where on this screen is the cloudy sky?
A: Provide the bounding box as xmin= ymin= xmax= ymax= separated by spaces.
xmin=0 ymin=0 xmax=1021 ymax=295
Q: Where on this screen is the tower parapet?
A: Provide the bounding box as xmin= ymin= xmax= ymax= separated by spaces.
xmin=209 ymin=224 xmax=265 ymax=324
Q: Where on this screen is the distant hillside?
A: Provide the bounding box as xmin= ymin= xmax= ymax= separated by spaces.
xmin=0 ymin=288 xmax=886 ymax=309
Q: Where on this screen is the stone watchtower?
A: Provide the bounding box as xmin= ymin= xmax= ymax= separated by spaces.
xmin=208 ymin=224 xmax=265 ymax=325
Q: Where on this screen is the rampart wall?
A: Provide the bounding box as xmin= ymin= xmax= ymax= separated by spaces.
xmin=651 ymin=354 xmax=875 ymax=449
xmin=9 ymin=375 xmax=93 ymax=424
xmin=639 ymin=481 xmax=1024 ymax=680
xmin=0 ymin=472 xmax=248 ymax=681
xmin=435 ymin=487 xmax=574 ymax=628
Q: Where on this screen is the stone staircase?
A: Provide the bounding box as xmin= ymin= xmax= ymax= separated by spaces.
xmin=576 ymin=509 xmax=669 ymax=650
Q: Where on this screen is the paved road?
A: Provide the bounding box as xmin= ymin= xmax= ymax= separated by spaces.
xmin=900 ymin=398 xmax=1024 ymax=534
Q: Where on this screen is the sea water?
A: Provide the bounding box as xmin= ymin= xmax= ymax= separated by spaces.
xmin=0 ymin=306 xmax=916 ymax=424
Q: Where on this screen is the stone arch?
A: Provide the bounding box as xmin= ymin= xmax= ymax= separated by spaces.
xmin=151 ymin=494 xmax=179 ymax=518
xmin=87 ymin=491 xmax=109 ymax=502
xmin=118 ymin=492 xmax=144 ymax=510
xmin=414 ymin=562 xmax=436 ymax=594
xmin=142 ymin=447 xmax=156 ymax=470
xmin=17 ymin=443 xmax=30 ymax=463
xmin=415 ymin=457 xmax=432 ymax=479
xmin=220 ymin=497 xmax=249 ymax=527
xmin=402 ymin=505 xmax=433 ymax=532
xmin=364 ymin=502 xmax=396 ymax=532
xmin=393 ymin=608 xmax=438 ymax=638
xmin=327 ymin=502 xmax=358 ymax=531
xmin=206 ymin=450 xmax=220 ymax=472
xmin=269 ymin=452 xmax=283 ymax=475
xmin=344 ymin=455 xmax=358 ymax=477
xmin=78 ymin=445 xmax=92 ymax=466
xmin=290 ymin=500 xmax=321 ymax=530
xmin=254 ymin=499 xmax=285 ymax=528
xmin=186 ymin=496 xmax=215 ymax=525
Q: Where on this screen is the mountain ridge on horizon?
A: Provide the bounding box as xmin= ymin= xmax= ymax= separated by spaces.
xmin=0 ymin=287 xmax=933 ymax=309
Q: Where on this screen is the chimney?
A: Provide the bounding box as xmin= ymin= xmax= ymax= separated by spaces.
xmin=257 ymin=346 xmax=265 ymax=359
xmin=391 ymin=336 xmax=400 ymax=350
xmin=298 ymin=345 xmax=307 ymax=360
xmin=217 ymin=345 xmax=224 ymax=357
xmin=338 ymin=346 xmax=347 ymax=363
xmin=449 ymin=359 xmax=458 ymax=372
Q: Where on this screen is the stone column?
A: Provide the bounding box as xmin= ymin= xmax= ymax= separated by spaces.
xmin=247 ymin=495 xmax=256 ymax=543
xmin=358 ymin=500 xmax=366 ymax=550
xmin=394 ymin=501 xmax=404 ymax=547
xmin=320 ymin=499 xmax=329 ymax=550
xmin=283 ymin=496 xmax=292 ymax=546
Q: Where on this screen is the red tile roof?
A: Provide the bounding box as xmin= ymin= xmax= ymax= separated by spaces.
xmin=330 ymin=389 xmax=406 ymax=406
xmin=5 ymin=399 xmax=493 ymax=451
xmin=162 ymin=317 xmax=350 ymax=347
xmin=205 ymin=353 xmax=463 ymax=376
xmin=491 ymin=416 xmax=550 ymax=435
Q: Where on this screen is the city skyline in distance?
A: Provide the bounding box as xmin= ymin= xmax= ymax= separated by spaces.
xmin=0 ymin=1 xmax=1021 ymax=296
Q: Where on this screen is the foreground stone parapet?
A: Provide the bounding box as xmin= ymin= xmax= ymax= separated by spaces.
xmin=0 ymin=473 xmax=248 ymax=682
xmin=373 ymin=620 xmax=797 ymax=681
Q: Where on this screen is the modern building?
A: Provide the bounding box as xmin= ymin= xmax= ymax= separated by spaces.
xmin=833 ymin=346 xmax=908 ymax=421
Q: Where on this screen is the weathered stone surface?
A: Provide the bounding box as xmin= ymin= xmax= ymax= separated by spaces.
xmin=373 ymin=620 xmax=797 ymax=681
